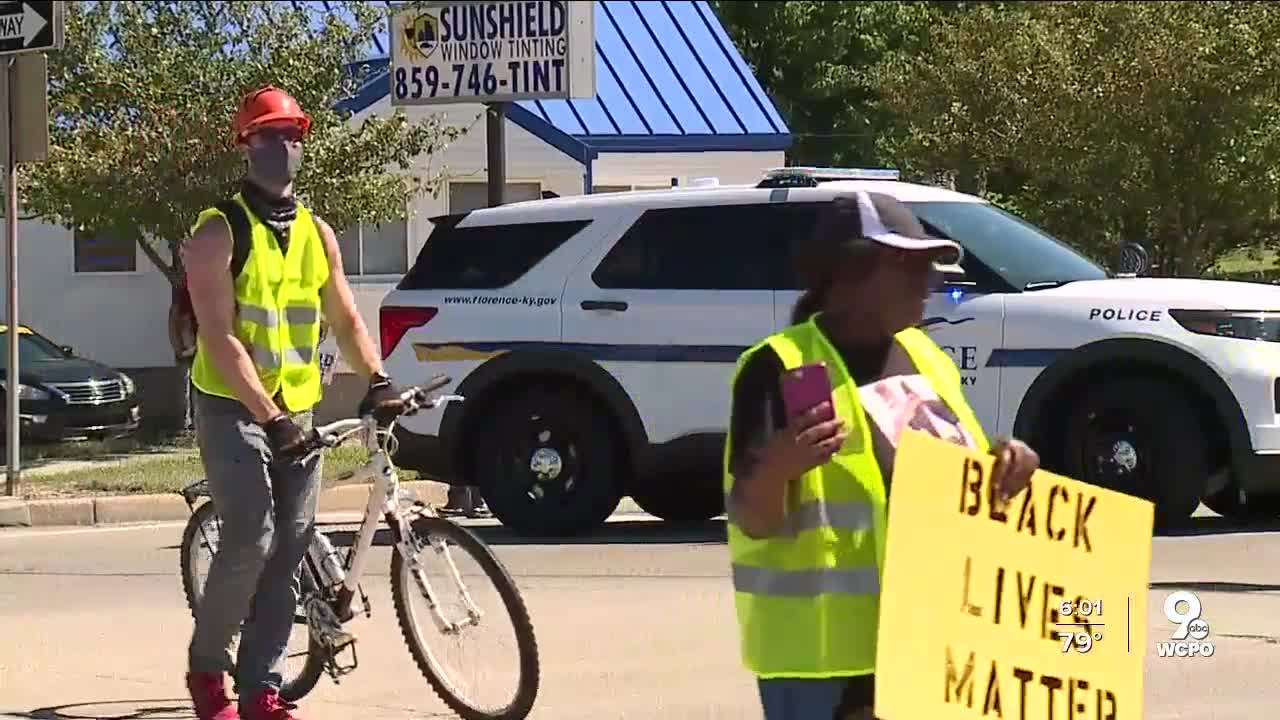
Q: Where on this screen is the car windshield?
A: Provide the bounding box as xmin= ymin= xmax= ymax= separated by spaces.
xmin=0 ymin=332 xmax=68 ymax=369
xmin=905 ymin=201 xmax=1108 ymax=290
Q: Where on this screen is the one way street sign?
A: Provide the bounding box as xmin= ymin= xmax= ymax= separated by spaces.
xmin=0 ymin=1 xmax=61 ymax=57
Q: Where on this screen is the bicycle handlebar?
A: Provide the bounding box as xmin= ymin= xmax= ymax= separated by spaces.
xmin=301 ymin=374 xmax=459 ymax=453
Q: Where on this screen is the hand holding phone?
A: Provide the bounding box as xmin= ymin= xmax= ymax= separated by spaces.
xmin=768 ymin=362 xmax=845 ymax=475
xmin=782 ymin=362 xmax=834 ymax=420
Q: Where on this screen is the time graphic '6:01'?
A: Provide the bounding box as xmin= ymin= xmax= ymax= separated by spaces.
xmin=1056 ymin=599 xmax=1105 ymax=654
xmin=394 ymin=59 xmax=567 ymax=100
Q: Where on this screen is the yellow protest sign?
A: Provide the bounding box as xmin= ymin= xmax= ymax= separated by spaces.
xmin=874 ymin=431 xmax=1154 ymax=720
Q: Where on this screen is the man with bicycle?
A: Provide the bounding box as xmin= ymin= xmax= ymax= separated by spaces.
xmin=181 ymin=84 xmax=403 ymax=720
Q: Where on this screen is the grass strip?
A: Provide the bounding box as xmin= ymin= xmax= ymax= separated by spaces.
xmin=21 ymin=444 xmax=420 ymax=499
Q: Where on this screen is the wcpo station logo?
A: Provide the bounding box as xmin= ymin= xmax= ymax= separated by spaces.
xmin=1156 ymin=591 xmax=1215 ymax=658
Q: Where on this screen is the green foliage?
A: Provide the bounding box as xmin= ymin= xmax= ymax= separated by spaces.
xmin=871 ymin=1 xmax=1280 ymax=276
xmin=710 ymin=0 xmax=949 ymax=167
xmin=23 ymin=1 xmax=469 ymax=283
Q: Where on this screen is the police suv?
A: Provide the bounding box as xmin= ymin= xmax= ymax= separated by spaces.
xmin=380 ymin=167 xmax=1280 ymax=536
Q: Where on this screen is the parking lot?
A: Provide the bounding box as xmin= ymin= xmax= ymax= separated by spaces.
xmin=2 ymin=509 xmax=1280 ymax=719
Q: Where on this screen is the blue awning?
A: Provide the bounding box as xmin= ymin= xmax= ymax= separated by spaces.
xmin=327 ymin=0 xmax=791 ymax=166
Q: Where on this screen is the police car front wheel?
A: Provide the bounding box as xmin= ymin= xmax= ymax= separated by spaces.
xmin=1060 ymin=376 xmax=1208 ymax=528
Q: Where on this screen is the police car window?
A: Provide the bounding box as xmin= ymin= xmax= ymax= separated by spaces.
xmin=916 ymin=218 xmax=1010 ymax=292
xmin=399 ymin=218 xmax=591 ymax=290
xmin=593 ymin=205 xmax=784 ymax=290
xmin=906 ymin=201 xmax=1107 ymax=290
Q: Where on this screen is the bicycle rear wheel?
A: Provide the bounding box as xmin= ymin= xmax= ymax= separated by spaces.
xmin=178 ymin=500 xmax=327 ymax=702
xmin=180 ymin=500 xmax=221 ymax=614
xmin=391 ymin=515 xmax=540 ymax=720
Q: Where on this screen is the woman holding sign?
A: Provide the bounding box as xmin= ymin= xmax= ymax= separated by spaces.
xmin=723 ymin=191 xmax=1039 ymax=720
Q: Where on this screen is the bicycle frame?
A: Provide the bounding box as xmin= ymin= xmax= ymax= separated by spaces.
xmin=317 ymin=415 xmax=417 ymax=621
xmin=305 ymin=392 xmax=485 ymax=629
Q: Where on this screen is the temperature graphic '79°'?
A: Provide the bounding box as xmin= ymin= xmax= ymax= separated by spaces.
xmin=1056 ymin=599 xmax=1105 ymax=654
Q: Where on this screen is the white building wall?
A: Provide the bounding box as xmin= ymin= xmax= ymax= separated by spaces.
xmin=0 ymin=92 xmax=785 ymax=374
xmin=0 ymin=218 xmax=173 ymax=369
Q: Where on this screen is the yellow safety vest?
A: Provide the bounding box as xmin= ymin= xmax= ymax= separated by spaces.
xmin=723 ymin=316 xmax=989 ymax=679
xmin=189 ymin=194 xmax=330 ymax=413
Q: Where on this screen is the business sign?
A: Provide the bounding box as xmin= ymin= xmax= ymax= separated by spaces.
xmin=875 ymin=431 xmax=1154 ymax=720
xmin=390 ymin=0 xmax=595 ymax=106
xmin=0 ymin=2 xmax=61 ymax=56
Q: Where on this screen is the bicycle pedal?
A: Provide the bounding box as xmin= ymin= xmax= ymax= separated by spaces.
xmin=331 ymin=629 xmax=356 ymax=650
xmin=317 ymin=625 xmax=356 ymax=650
xmin=326 ymin=637 xmax=360 ymax=677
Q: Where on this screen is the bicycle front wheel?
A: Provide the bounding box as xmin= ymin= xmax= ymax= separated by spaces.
xmin=391 ymin=516 xmax=539 ymax=720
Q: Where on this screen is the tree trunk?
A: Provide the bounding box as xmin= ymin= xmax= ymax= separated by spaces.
xmin=136 ymin=236 xmax=180 ymax=287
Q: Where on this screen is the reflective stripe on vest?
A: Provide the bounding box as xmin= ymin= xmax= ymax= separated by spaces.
xmin=723 ymin=316 xmax=989 ymax=679
xmin=189 ymin=195 xmax=330 ymax=413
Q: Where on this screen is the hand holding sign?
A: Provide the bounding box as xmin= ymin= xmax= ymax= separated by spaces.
xmin=990 ymin=437 xmax=1039 ymax=500
xmin=874 ymin=431 xmax=1153 ymax=720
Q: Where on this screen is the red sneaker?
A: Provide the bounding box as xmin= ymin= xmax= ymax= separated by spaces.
xmin=242 ymin=688 xmax=304 ymax=720
xmin=186 ymin=672 xmax=240 ymax=720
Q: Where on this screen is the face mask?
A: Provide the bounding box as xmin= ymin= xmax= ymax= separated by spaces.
xmin=247 ymin=140 xmax=303 ymax=186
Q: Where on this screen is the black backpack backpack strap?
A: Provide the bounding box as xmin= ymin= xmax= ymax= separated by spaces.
xmin=215 ymin=198 xmax=253 ymax=280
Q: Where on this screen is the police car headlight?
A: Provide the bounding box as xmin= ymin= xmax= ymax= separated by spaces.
xmin=1169 ymin=309 xmax=1280 ymax=342
xmin=120 ymin=373 xmax=136 ymax=395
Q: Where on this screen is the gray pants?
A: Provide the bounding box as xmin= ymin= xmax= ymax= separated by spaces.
xmin=187 ymin=390 xmax=323 ymax=697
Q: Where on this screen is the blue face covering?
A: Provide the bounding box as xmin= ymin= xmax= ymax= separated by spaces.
xmin=247 ymin=138 xmax=303 ymax=187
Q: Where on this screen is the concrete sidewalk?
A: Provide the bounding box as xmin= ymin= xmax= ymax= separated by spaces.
xmin=0 ymin=479 xmax=448 ymax=528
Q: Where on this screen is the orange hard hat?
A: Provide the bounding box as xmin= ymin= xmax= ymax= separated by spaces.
xmin=232 ymin=85 xmax=311 ymax=142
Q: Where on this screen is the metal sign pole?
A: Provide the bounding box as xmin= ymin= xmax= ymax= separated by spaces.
xmin=0 ymin=3 xmax=61 ymax=497
xmin=4 ymin=57 xmax=17 ymax=497
xmin=486 ymin=102 xmax=506 ymax=208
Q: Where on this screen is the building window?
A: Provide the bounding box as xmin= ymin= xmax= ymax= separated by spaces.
xmin=591 ymin=184 xmax=672 ymax=194
xmin=448 ymin=181 xmax=542 ymax=214
xmin=336 ymin=219 xmax=409 ymax=277
xmin=73 ymin=228 xmax=137 ymax=273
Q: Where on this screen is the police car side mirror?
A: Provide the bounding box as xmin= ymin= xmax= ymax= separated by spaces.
xmin=937 ymin=263 xmax=973 ymax=287
xmin=1116 ymin=242 xmax=1150 ymax=277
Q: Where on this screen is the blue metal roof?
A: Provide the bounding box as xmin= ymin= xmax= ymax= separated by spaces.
xmin=332 ymin=1 xmax=792 ymax=165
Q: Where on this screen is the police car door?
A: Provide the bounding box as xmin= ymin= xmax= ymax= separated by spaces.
xmin=561 ymin=202 xmax=779 ymax=441
xmin=919 ymin=272 xmax=1006 ymax=435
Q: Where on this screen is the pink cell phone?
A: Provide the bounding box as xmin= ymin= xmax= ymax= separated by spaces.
xmin=781 ymin=362 xmax=834 ymax=419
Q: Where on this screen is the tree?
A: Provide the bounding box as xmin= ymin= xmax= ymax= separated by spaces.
xmin=710 ymin=1 xmax=954 ymax=167
xmin=873 ymin=1 xmax=1280 ymax=275
xmin=22 ymin=1 xmax=469 ymax=284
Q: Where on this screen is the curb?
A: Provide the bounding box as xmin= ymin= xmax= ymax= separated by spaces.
xmin=0 ymin=497 xmax=29 ymax=527
xmin=0 ymin=480 xmax=449 ymax=529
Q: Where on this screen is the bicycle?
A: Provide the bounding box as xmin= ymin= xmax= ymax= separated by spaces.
xmin=178 ymin=376 xmax=541 ymax=720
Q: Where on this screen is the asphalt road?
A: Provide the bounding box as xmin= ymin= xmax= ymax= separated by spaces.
xmin=2 ymin=510 xmax=1280 ymax=720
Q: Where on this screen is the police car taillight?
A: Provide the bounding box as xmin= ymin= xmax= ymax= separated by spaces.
xmin=380 ymin=306 xmax=437 ymax=359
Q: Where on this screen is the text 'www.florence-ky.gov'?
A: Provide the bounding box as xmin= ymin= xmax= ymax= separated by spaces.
xmin=442 ymin=295 xmax=558 ymax=308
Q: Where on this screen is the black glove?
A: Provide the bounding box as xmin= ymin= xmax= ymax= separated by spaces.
xmin=262 ymin=413 xmax=308 ymax=462
xmin=358 ymin=373 xmax=403 ymax=425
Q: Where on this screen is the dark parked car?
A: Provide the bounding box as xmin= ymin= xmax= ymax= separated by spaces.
xmin=0 ymin=325 xmax=141 ymax=442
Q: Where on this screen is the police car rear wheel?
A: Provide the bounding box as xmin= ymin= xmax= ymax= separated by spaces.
xmin=475 ymin=386 xmax=623 ymax=537
xmin=1201 ymin=486 xmax=1280 ymax=522
xmin=629 ymin=451 xmax=725 ymax=524
xmin=1061 ymin=377 xmax=1207 ymax=528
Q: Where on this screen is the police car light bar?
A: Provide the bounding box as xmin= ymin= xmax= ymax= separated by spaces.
xmin=757 ymin=166 xmax=902 ymax=189
xmin=764 ymin=167 xmax=902 ymax=181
